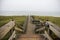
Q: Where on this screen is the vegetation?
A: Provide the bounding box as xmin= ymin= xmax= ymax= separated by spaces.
xmin=0 ymin=16 xmax=26 ymax=27
xmin=0 ymin=16 xmax=11 ymax=27
xmin=34 ymin=16 xmax=60 ymax=27
xmin=14 ymin=16 xmax=26 ymax=28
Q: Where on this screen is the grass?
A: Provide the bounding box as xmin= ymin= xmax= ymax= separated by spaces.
xmin=13 ymin=16 xmax=26 ymax=25
xmin=0 ymin=16 xmax=26 ymax=27
xmin=0 ymin=16 xmax=11 ymax=27
xmin=34 ymin=16 xmax=60 ymax=27
xmin=13 ymin=16 xmax=26 ymax=28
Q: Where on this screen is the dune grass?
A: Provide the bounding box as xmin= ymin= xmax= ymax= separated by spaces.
xmin=0 ymin=16 xmax=11 ymax=27
xmin=34 ymin=16 xmax=60 ymax=27
xmin=0 ymin=16 xmax=26 ymax=27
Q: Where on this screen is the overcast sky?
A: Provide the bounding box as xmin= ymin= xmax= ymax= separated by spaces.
xmin=0 ymin=0 xmax=60 ymax=16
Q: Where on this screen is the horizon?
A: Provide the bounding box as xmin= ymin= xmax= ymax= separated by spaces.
xmin=0 ymin=11 xmax=60 ymax=17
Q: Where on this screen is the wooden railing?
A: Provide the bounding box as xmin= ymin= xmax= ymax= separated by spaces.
xmin=36 ymin=27 xmax=45 ymax=32
xmin=0 ymin=21 xmax=15 ymax=40
xmin=44 ymin=21 xmax=60 ymax=40
xmin=8 ymin=31 xmax=16 ymax=40
xmin=31 ymin=16 xmax=60 ymax=40
xmin=23 ymin=16 xmax=29 ymax=33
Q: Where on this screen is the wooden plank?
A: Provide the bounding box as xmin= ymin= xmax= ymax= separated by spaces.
xmin=36 ymin=27 xmax=45 ymax=31
xmin=49 ymin=26 xmax=60 ymax=38
xmin=15 ymin=27 xmax=23 ymax=32
xmin=0 ymin=21 xmax=15 ymax=39
xmin=8 ymin=31 xmax=16 ymax=40
xmin=16 ymin=34 xmax=43 ymax=40
xmin=44 ymin=31 xmax=53 ymax=40
xmin=47 ymin=21 xmax=60 ymax=32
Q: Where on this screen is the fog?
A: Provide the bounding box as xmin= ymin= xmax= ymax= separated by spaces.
xmin=0 ymin=0 xmax=60 ymax=16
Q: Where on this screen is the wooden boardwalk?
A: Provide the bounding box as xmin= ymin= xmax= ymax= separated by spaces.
xmin=16 ymin=16 xmax=44 ymax=40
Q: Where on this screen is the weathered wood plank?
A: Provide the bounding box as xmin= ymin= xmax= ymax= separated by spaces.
xmin=8 ymin=31 xmax=16 ymax=40
xmin=15 ymin=27 xmax=23 ymax=32
xmin=36 ymin=27 xmax=45 ymax=31
xmin=0 ymin=21 xmax=15 ymax=39
xmin=44 ymin=31 xmax=53 ymax=40
xmin=47 ymin=21 xmax=60 ymax=32
xmin=49 ymin=26 xmax=60 ymax=38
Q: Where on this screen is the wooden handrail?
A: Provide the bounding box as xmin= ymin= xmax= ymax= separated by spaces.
xmin=47 ymin=21 xmax=60 ymax=32
xmin=8 ymin=30 xmax=16 ymax=40
xmin=15 ymin=27 xmax=23 ymax=32
xmin=44 ymin=21 xmax=60 ymax=39
xmin=49 ymin=25 xmax=60 ymax=38
xmin=0 ymin=21 xmax=15 ymax=39
xmin=23 ymin=16 xmax=28 ymax=33
xmin=44 ymin=31 xmax=53 ymax=40
xmin=36 ymin=27 xmax=45 ymax=32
